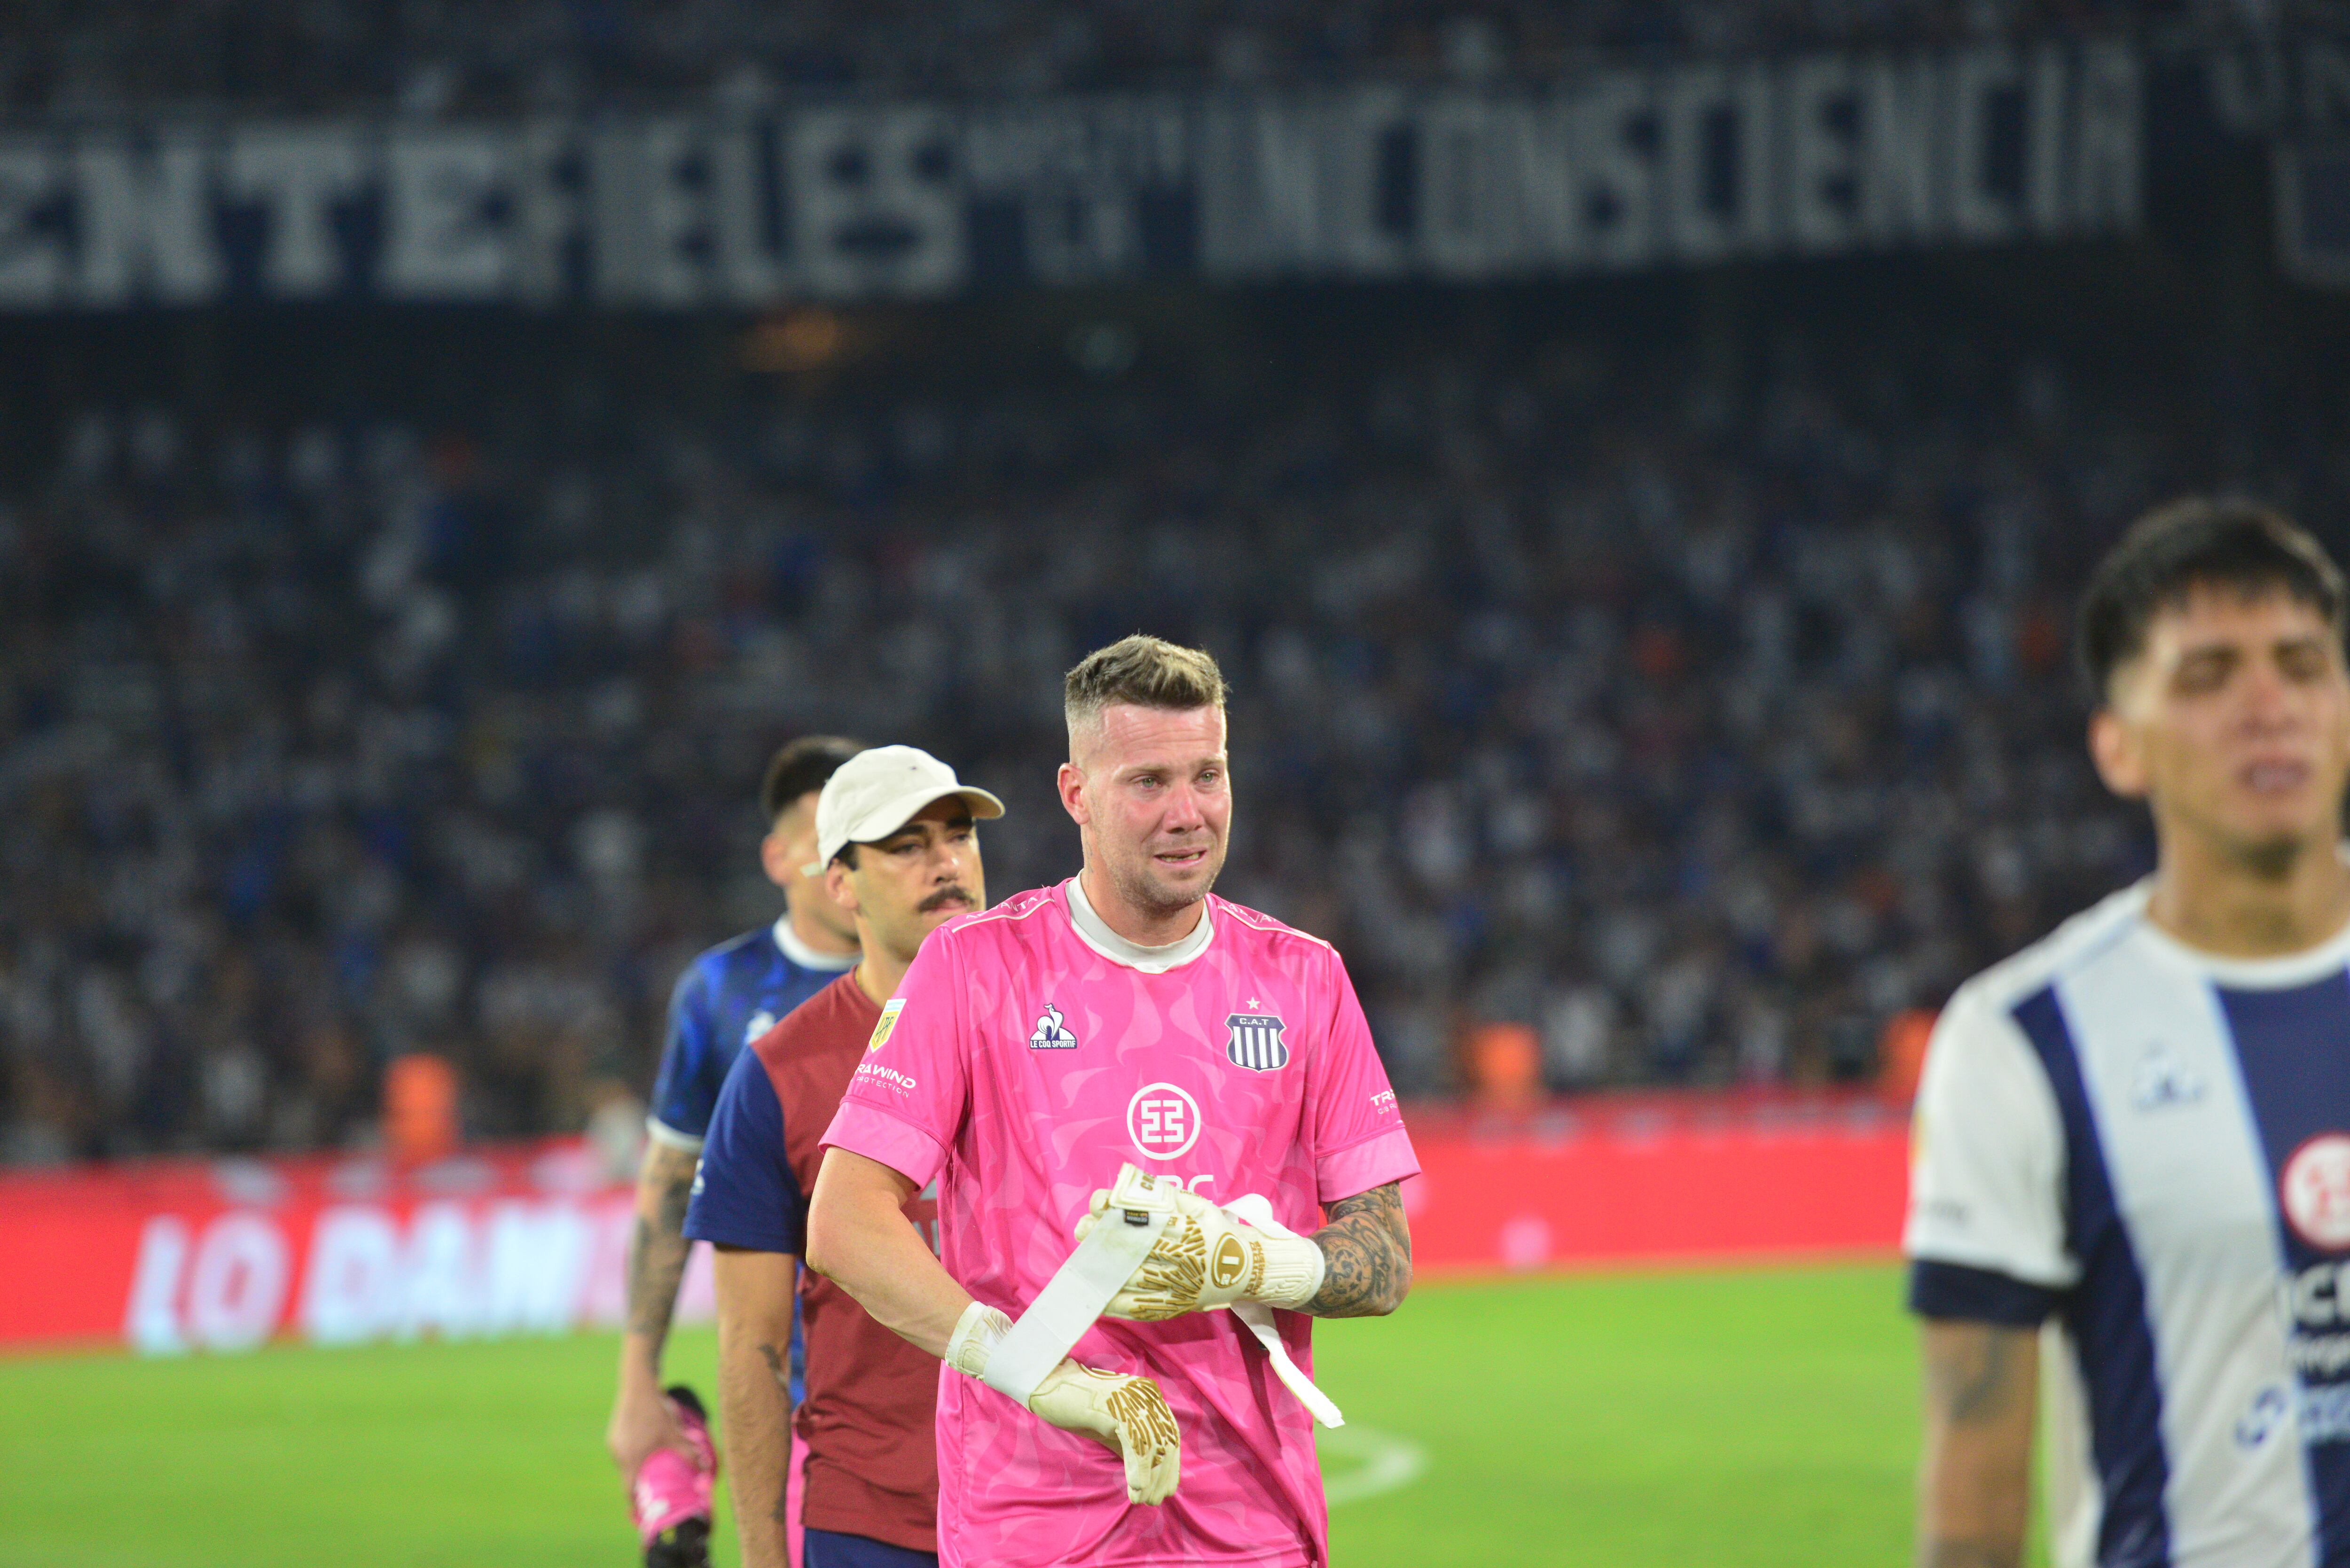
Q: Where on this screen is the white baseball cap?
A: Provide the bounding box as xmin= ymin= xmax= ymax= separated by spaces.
xmin=806 ymin=745 xmax=1005 ymax=874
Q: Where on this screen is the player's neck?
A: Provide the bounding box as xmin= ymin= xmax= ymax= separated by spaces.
xmin=785 ymin=898 xmax=858 ymax=960
xmin=1076 ymin=862 xmax=1205 ymax=948
xmin=2147 ymin=825 xmax=2350 ymax=960
xmin=853 ymin=945 xmax=912 ymax=1008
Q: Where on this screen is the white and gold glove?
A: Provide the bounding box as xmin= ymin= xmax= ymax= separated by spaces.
xmin=1072 ymin=1165 xmax=1325 ymax=1321
xmin=946 ymin=1301 xmax=1182 ymax=1506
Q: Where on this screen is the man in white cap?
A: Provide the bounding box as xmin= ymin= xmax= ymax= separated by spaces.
xmin=685 ymin=746 xmax=1002 ymax=1568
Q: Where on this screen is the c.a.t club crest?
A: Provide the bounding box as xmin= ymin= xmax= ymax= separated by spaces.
xmin=1224 ymin=1011 xmax=1289 ymax=1072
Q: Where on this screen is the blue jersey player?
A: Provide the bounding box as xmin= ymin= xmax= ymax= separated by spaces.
xmin=1908 ymin=499 xmax=2350 ymax=1568
xmin=609 ymin=735 xmax=863 ymax=1489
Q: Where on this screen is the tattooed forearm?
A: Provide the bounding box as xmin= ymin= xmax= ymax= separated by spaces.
xmin=756 ymin=1342 xmax=789 ymax=1394
xmin=1916 ymin=1321 xmax=2036 ymax=1568
xmin=1923 ymin=1322 xmax=2026 ymax=1426
xmin=625 ymin=1141 xmax=700 ymax=1343
xmin=1303 ymin=1183 xmax=1412 ymax=1318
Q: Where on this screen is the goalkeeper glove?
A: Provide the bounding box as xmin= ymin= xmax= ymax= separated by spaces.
xmin=945 ymin=1302 xmax=1182 ymax=1506
xmin=1073 ymin=1165 xmax=1325 ymax=1321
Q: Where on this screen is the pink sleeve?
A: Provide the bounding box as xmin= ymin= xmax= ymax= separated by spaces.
xmin=1305 ymin=952 xmax=1420 ymax=1203
xmin=818 ymin=927 xmax=971 ymax=1190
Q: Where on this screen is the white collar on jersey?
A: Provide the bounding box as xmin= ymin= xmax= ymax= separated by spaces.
xmin=2127 ymin=876 xmax=2350 ymax=991
xmin=1064 ymin=874 xmax=1215 ymax=974
xmin=772 ymin=914 xmax=858 ymax=973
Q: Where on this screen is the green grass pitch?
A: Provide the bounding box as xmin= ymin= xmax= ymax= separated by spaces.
xmin=0 ymin=1263 xmax=2021 ymax=1567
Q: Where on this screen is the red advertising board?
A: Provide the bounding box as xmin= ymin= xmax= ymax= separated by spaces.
xmin=0 ymin=1092 xmax=1910 ymax=1355
xmin=0 ymin=1141 xmax=694 ymax=1356
xmin=1398 ymin=1094 xmax=1912 ymax=1273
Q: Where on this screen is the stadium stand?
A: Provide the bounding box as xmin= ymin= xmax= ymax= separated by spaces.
xmin=0 ymin=0 xmax=2340 ymax=1164
xmin=8 ymin=279 xmax=2334 ymax=1165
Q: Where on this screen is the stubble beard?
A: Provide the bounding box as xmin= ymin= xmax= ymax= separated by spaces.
xmin=1109 ymin=838 xmax=1226 ymax=921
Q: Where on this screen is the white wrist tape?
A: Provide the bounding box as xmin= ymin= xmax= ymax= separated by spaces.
xmin=956 ymin=1168 xmax=1344 ymax=1430
xmin=977 ymin=1199 xmax=1171 ymax=1406
xmin=1222 ymin=1194 xmax=1344 ymax=1428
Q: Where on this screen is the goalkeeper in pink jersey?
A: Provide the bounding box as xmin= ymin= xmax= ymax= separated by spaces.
xmin=806 ymin=635 xmax=1417 ymax=1568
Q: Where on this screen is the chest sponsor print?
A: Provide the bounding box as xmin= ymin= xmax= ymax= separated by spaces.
xmin=2283 ymin=1132 xmax=2350 ymax=1252
xmin=1128 ymin=1082 xmax=1202 ymax=1162
xmin=2272 ymin=1128 xmax=2350 ymax=1444
xmin=1225 ymin=1011 xmax=1289 ymax=1072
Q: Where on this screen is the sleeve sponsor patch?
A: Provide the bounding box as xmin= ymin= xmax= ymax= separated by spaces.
xmin=868 ymin=996 xmax=907 ymax=1054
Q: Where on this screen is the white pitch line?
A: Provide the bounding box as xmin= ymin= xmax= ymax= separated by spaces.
xmin=1317 ymin=1425 xmax=1429 ymax=1506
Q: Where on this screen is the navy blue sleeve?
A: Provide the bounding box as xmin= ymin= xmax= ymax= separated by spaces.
xmin=648 ymin=959 xmax=721 ymax=1143
xmin=682 ymin=1045 xmax=805 ymax=1254
xmin=1907 ymin=1258 xmax=2061 ymax=1326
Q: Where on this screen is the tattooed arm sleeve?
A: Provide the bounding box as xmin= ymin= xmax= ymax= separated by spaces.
xmin=608 ymin=1138 xmax=702 ymax=1476
xmin=624 ymin=1139 xmax=700 ymax=1349
xmin=1303 ymin=1182 xmax=1411 ymax=1318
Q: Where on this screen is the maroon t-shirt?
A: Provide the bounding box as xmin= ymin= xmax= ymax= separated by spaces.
xmin=750 ymin=972 xmax=940 ymax=1552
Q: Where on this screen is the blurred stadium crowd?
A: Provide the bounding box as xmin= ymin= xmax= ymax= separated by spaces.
xmin=2 ymin=0 xmax=2253 ymax=114
xmin=8 ymin=303 xmax=2335 ymax=1164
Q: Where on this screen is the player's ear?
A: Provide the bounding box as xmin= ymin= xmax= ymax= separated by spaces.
xmin=2089 ymin=705 xmax=2149 ymax=800
xmin=823 ymin=859 xmax=861 ymax=917
xmin=759 ymin=828 xmax=799 ymax=890
xmin=1057 ymin=760 xmax=1090 ymax=827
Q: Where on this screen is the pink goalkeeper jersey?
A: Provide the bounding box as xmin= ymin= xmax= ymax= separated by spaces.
xmin=821 ymin=877 xmax=1418 ymax=1568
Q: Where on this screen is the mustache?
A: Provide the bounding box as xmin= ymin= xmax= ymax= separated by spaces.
xmin=920 ymin=885 xmax=977 ymax=912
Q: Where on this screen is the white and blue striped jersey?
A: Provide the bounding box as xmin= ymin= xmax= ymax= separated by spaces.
xmin=1907 ymin=880 xmax=2350 ymax=1568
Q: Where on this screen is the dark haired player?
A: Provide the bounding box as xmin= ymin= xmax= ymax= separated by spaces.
xmin=1908 ymin=499 xmax=2350 ymax=1568
xmin=609 ymin=737 xmax=865 ymax=1493
xmin=687 ymin=746 xmax=1003 ymax=1568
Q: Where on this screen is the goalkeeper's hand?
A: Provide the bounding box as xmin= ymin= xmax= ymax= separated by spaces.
xmin=1072 ymin=1166 xmax=1325 ymax=1321
xmin=945 ymin=1303 xmax=1181 ymax=1506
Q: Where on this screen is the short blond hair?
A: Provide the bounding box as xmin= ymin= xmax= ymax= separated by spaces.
xmin=1064 ymin=635 xmax=1229 ymax=745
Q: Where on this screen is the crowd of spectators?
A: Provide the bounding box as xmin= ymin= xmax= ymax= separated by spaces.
xmin=0 ymin=0 xmax=2270 ymax=118
xmin=0 ymin=301 xmax=2340 ymax=1165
